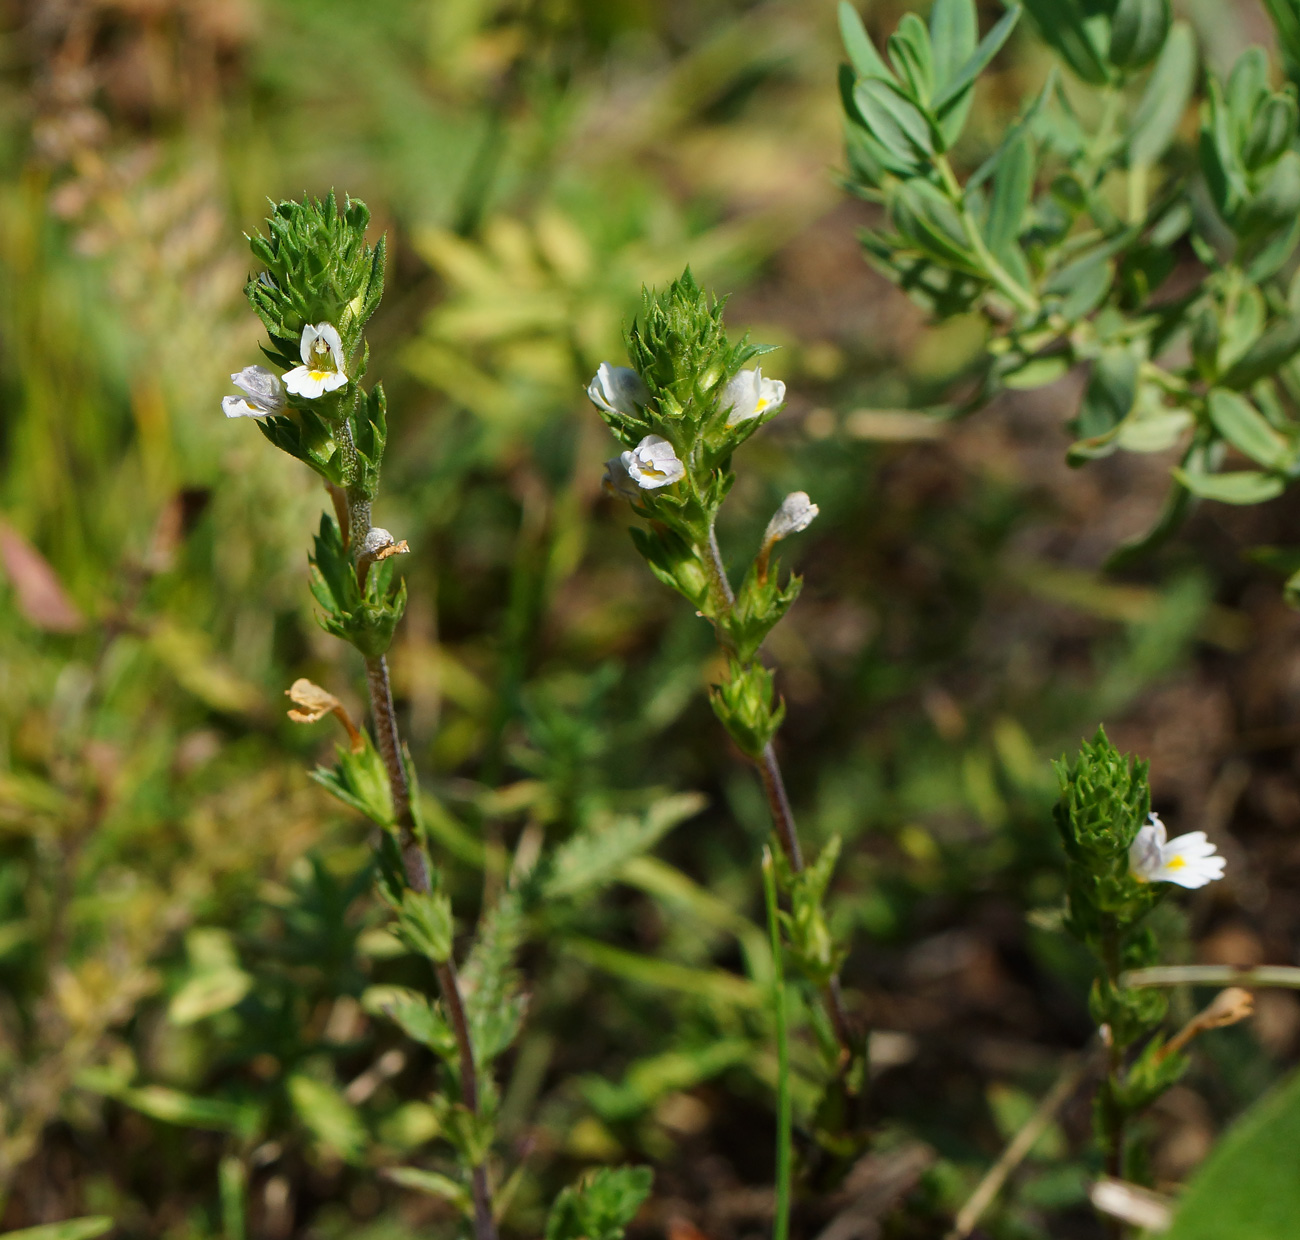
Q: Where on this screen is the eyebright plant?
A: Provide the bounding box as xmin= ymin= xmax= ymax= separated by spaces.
xmin=587 ymin=270 xmax=862 ymax=1155
xmin=838 ymin=0 xmax=1300 ymax=586
xmin=222 ymin=193 xmax=653 ymax=1240
xmin=1053 ymin=729 xmax=1226 ymax=1183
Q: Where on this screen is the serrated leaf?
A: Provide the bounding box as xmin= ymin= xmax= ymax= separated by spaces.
xmin=362 ymin=985 xmax=457 ymax=1056
xmin=396 ymin=888 xmax=454 ymax=962
xmin=546 ymin=1167 xmax=654 ymax=1240
xmin=544 ymin=793 xmax=705 ymax=901
xmin=461 ymin=889 xmax=527 ymax=1066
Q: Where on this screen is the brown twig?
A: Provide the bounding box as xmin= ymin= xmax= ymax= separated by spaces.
xmin=946 ymin=1048 xmax=1098 ymax=1240
xmin=1122 ymin=964 xmax=1300 ymax=990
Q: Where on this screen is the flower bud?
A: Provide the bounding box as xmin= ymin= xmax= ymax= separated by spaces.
xmin=763 ymin=492 xmax=819 ymax=544
xmin=358 ymin=527 xmax=410 ymax=563
xmin=587 ymin=363 xmax=649 ymax=418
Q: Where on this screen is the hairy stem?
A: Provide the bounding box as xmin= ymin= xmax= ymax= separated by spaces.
xmin=757 ymin=742 xmax=803 ymax=871
xmin=349 ymin=466 xmax=497 ymax=1240
xmin=702 ymin=525 xmax=858 ymax=1064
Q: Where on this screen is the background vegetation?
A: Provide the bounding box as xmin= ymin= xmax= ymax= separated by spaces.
xmin=1 ymin=1 xmax=1297 ymax=1237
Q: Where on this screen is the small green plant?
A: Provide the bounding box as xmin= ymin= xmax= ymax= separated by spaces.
xmin=587 ymin=270 xmax=861 ymax=1163
xmin=218 ymin=193 xmax=654 ymax=1240
xmin=838 ymin=0 xmax=1300 ymax=579
xmin=1052 ymin=730 xmax=1241 ymax=1212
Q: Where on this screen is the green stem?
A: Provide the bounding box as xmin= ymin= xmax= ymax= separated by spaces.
xmin=934 ymin=155 xmax=1041 ymax=316
xmin=1127 ymin=161 xmax=1149 ymax=226
xmin=762 ymin=848 xmax=792 ymax=1240
xmin=706 ymin=521 xmax=737 ymax=613
xmin=1089 ymin=85 xmax=1123 ymax=175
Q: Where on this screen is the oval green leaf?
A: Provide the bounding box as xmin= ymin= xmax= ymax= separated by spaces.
xmin=1174 ymin=467 xmax=1286 ymax=504
xmin=1207 ymin=388 xmax=1291 ymax=470
xmin=1166 ymin=1068 xmax=1300 ymax=1240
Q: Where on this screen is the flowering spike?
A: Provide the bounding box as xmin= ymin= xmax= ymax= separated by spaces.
xmin=242 ymin=192 xmax=384 ymax=372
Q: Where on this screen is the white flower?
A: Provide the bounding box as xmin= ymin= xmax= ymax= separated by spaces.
xmin=587 ymin=363 xmax=649 ymax=417
xmin=602 ymin=455 xmax=642 ymax=501
xmin=764 ymin=492 xmax=819 ymax=544
xmin=1129 ymin=813 xmax=1225 ymax=889
xmin=620 ymin=434 xmax=685 ymax=489
xmin=723 ymin=367 xmax=786 ymax=427
xmin=283 ymin=322 xmax=348 ymax=399
xmin=222 ymin=365 xmax=286 ymax=419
